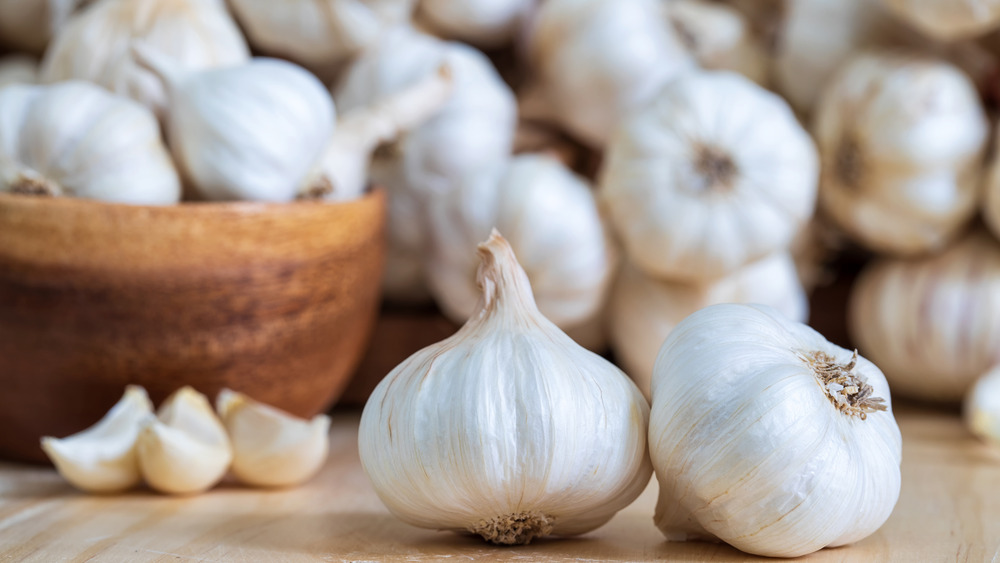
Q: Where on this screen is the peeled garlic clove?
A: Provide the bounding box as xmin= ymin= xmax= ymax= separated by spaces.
xmin=609 ymin=252 xmax=808 ymax=400
xmin=0 ymin=81 xmax=181 ymax=204
xmin=600 ymin=70 xmax=818 ymax=283
xmin=526 ymin=0 xmax=693 ymax=147
xmin=814 ymin=52 xmax=988 ymax=256
xmin=41 ymin=386 xmax=153 ymax=494
xmin=650 ymin=303 xmax=902 ymax=558
xmin=0 ymin=55 xmax=39 ymax=88
xmin=217 ymin=389 xmax=330 ymax=488
xmin=966 ymin=365 xmax=1000 ymax=447
xmin=137 ymin=387 xmax=231 ymax=495
xmin=663 ymin=0 xmax=768 ymax=85
xmin=360 ymin=231 xmax=652 ymax=545
xmin=418 ymin=0 xmax=532 ymax=48
xmin=133 ymin=45 xmax=335 ymax=202
xmin=849 ymin=230 xmax=1000 ymax=403
xmin=883 ymin=0 xmax=1000 ymax=41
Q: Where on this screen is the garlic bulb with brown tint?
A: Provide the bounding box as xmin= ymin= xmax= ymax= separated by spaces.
xmin=965 ymin=364 xmax=1000 ymax=447
xmin=663 ymin=0 xmax=768 ymax=84
xmin=882 ymin=0 xmax=1000 ymax=41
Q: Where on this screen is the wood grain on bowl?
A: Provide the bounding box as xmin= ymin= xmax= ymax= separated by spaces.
xmin=0 ymin=191 xmax=386 ymax=463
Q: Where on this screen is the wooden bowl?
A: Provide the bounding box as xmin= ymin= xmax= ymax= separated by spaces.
xmin=0 ymin=191 xmax=386 ymax=463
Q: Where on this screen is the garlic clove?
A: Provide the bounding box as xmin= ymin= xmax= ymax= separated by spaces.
xmin=965 ymin=365 xmax=1000 ymax=447
xmin=136 ymin=386 xmax=231 ymax=495
xmin=41 ymin=386 xmax=153 ymax=494
xmin=216 ymin=389 xmax=330 ymax=488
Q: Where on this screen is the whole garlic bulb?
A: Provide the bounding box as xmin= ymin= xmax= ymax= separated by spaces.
xmin=0 ymin=0 xmax=82 ymax=53
xmin=650 ymin=303 xmax=902 ymax=558
xmin=814 ymin=52 xmax=988 ymax=256
xmin=134 ymin=46 xmax=334 ymax=202
xmin=359 ymin=232 xmax=652 ymax=545
xmin=419 ymin=0 xmax=532 ymax=48
xmin=41 ymin=0 xmax=250 ymax=119
xmin=424 ymin=154 xmax=617 ymax=335
xmin=966 ymin=365 xmax=1000 ymax=447
xmin=663 ymin=0 xmax=768 ymax=84
xmin=0 ymin=55 xmax=38 ymax=88
xmin=0 ymin=81 xmax=181 ymax=204
xmin=882 ymin=0 xmax=1000 ymax=41
xmin=526 ymin=0 xmax=692 ymax=147
xmin=849 ymin=230 xmax=1000 ymax=403
xmin=600 ymin=70 xmax=818 ymax=283
xmin=609 ymin=252 xmax=808 ymax=400
xmin=41 ymin=386 xmax=154 ymax=493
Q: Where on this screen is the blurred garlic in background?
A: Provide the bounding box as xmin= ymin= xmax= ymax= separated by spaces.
xmin=0 ymin=81 xmax=181 ymax=204
xmin=418 ymin=0 xmax=533 ymax=48
xmin=662 ymin=0 xmax=768 ymax=84
xmin=0 ymin=0 xmax=84 ymax=53
xmin=41 ymin=0 xmax=250 ymax=119
xmin=882 ymin=0 xmax=1000 ymax=41
xmin=814 ymin=52 xmax=988 ymax=255
xmin=850 ymin=230 xmax=1000 ymax=403
xmin=965 ymin=365 xmax=1000 ymax=447
xmin=0 ymin=55 xmax=38 ymax=88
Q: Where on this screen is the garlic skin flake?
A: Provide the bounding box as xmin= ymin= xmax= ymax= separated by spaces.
xmin=663 ymin=0 xmax=768 ymax=85
xmin=650 ymin=303 xmax=901 ymax=558
xmin=883 ymin=0 xmax=1000 ymax=41
xmin=609 ymin=252 xmax=808 ymax=400
xmin=849 ymin=230 xmax=1000 ymax=403
xmin=966 ymin=365 xmax=1000 ymax=447
xmin=217 ymin=389 xmax=331 ymax=488
xmin=41 ymin=0 xmax=249 ymax=119
xmin=815 ymin=52 xmax=988 ymax=256
xmin=0 ymin=81 xmax=181 ymax=204
xmin=41 ymin=386 xmax=154 ymax=494
xmin=600 ymin=70 xmax=818 ymax=283
xmin=0 ymin=55 xmax=38 ymax=89
xmin=360 ymin=232 xmax=651 ymax=545
xmin=137 ymin=387 xmax=232 ymax=495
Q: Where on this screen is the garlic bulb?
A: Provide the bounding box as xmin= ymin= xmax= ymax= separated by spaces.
xmin=134 ymin=46 xmax=334 ymax=202
xmin=600 ymin=70 xmax=818 ymax=283
xmin=663 ymin=0 xmax=768 ymax=84
xmin=228 ymin=0 xmax=413 ymax=68
xmin=419 ymin=0 xmax=532 ymax=48
xmin=849 ymin=230 xmax=1000 ymax=403
xmin=981 ymin=134 xmax=1000 ymax=240
xmin=650 ymin=303 xmax=902 ymax=558
xmin=41 ymin=386 xmax=154 ymax=493
xmin=883 ymin=0 xmax=1000 ymax=41
xmin=526 ymin=0 xmax=692 ymax=147
xmin=41 ymin=0 xmax=250 ymax=118
xmin=0 ymin=81 xmax=181 ymax=204
xmin=966 ymin=365 xmax=1000 ymax=447
xmin=217 ymin=389 xmax=331 ymax=488
xmin=0 ymin=0 xmax=82 ymax=53
xmin=137 ymin=387 xmax=232 ymax=495
xmin=609 ymin=252 xmax=808 ymax=400
xmin=814 ymin=52 xmax=988 ymax=256
xmin=0 ymin=55 xmax=38 ymax=88
xmin=425 ymin=154 xmax=617 ymax=335
xmin=360 ymin=232 xmax=651 ymax=545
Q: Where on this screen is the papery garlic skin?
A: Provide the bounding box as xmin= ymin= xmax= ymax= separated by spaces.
xmin=137 ymin=387 xmax=232 ymax=495
xmin=41 ymin=386 xmax=154 ymax=493
xmin=609 ymin=252 xmax=807 ymax=400
xmin=0 ymin=81 xmax=181 ymax=204
xmin=419 ymin=0 xmax=531 ymax=48
xmin=526 ymin=0 xmax=692 ymax=147
xmin=41 ymin=0 xmax=249 ymax=119
xmin=650 ymin=303 xmax=901 ymax=558
xmin=217 ymin=389 xmax=331 ymax=488
xmin=815 ymin=52 xmax=988 ymax=256
xmin=966 ymin=365 xmax=1000 ymax=447
xmin=663 ymin=0 xmax=768 ymax=84
xmin=425 ymin=154 xmax=617 ymax=334
xmin=883 ymin=0 xmax=1000 ymax=41
xmin=135 ymin=47 xmax=335 ymax=202
xmin=360 ymin=232 xmax=651 ymax=545
xmin=0 ymin=55 xmax=38 ymax=88
xmin=849 ymin=230 xmax=1000 ymax=403
xmin=600 ymin=70 xmax=818 ymax=283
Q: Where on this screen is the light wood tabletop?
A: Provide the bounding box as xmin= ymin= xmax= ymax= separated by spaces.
xmin=0 ymin=402 xmax=997 ymax=562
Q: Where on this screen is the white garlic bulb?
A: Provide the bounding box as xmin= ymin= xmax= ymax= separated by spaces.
xmin=600 ymin=70 xmax=818 ymax=283
xmin=966 ymin=365 xmax=1000 ymax=447
xmin=134 ymin=46 xmax=334 ymax=202
xmin=419 ymin=0 xmax=532 ymax=48
xmin=41 ymin=0 xmax=249 ymax=119
xmin=425 ymin=154 xmax=617 ymax=335
xmin=0 ymin=55 xmax=38 ymax=88
xmin=0 ymin=81 xmax=181 ymax=204
xmin=526 ymin=0 xmax=693 ymax=147
xmin=850 ymin=230 xmax=1000 ymax=403
xmin=609 ymin=252 xmax=808 ymax=400
xmin=228 ymin=0 xmax=413 ymax=68
xmin=882 ymin=0 xmax=1000 ymax=41
xmin=217 ymin=389 xmax=331 ymax=488
xmin=360 ymin=232 xmax=652 ymax=545
xmin=650 ymin=303 xmax=902 ymax=558
xmin=663 ymin=0 xmax=768 ymax=84
xmin=814 ymin=52 xmax=988 ymax=256
xmin=41 ymin=386 xmax=154 ymax=493
xmin=0 ymin=0 xmax=82 ymax=53
xmin=137 ymin=387 xmax=232 ymax=495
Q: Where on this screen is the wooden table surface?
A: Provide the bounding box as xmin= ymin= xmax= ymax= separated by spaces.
xmin=0 ymin=402 xmax=998 ymax=562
